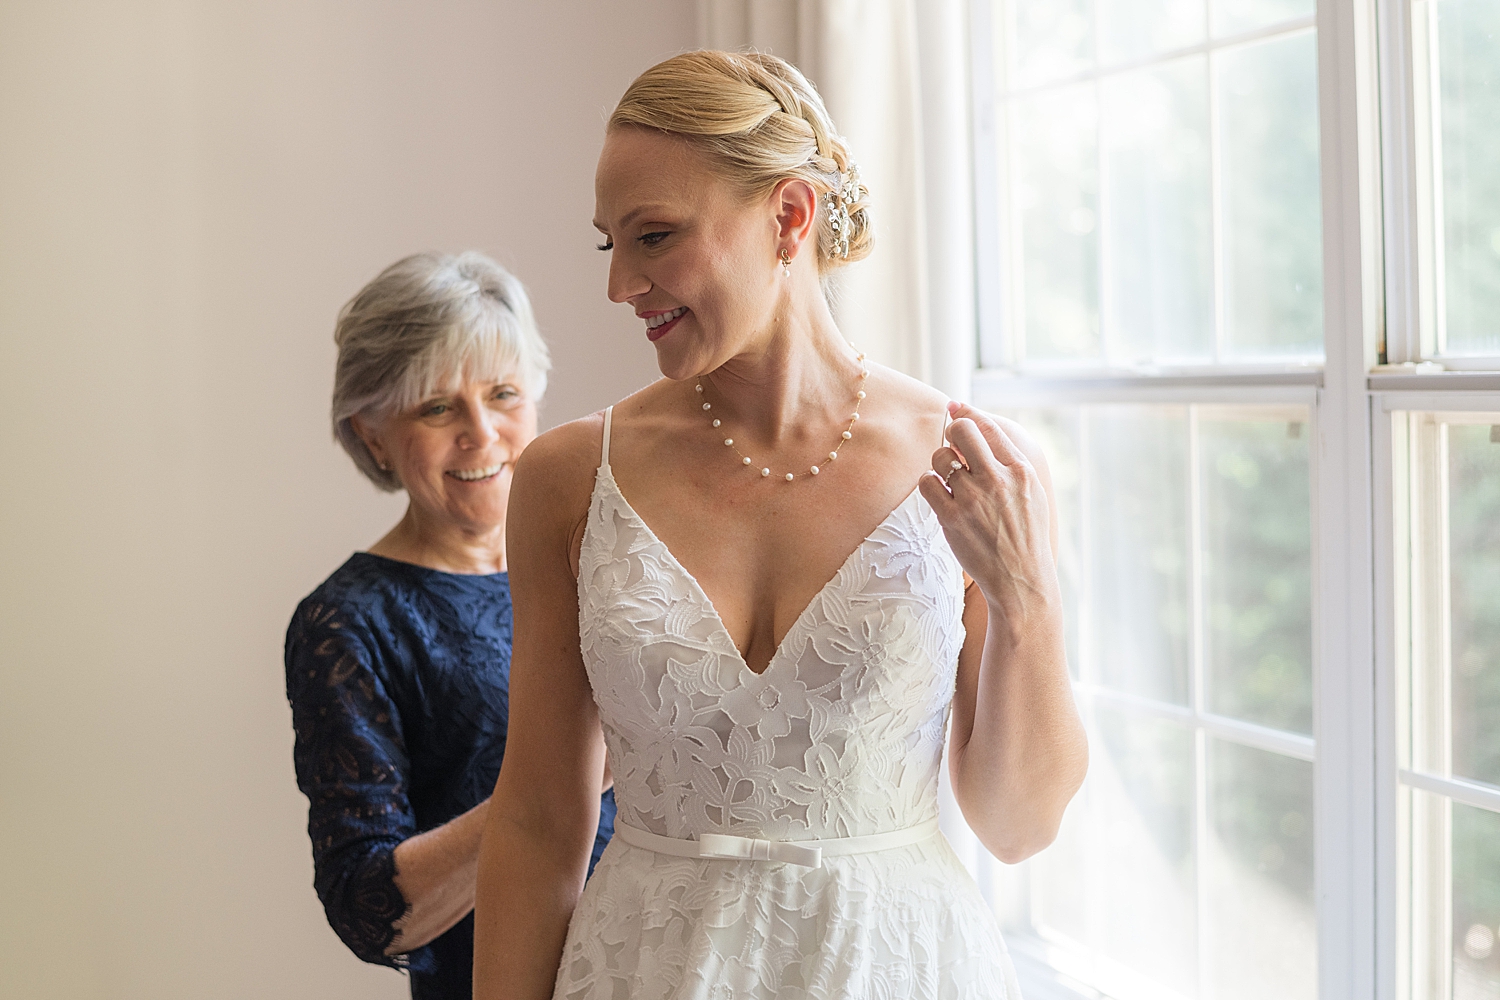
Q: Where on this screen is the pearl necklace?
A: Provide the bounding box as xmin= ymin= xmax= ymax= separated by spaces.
xmin=695 ymin=354 xmax=869 ymax=482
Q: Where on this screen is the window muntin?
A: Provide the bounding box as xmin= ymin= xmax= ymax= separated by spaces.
xmin=995 ymin=403 xmax=1316 ymax=999
xmin=989 ymin=0 xmax=1324 ymax=370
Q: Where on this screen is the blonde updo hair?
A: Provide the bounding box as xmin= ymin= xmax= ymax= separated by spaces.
xmin=609 ymin=50 xmax=873 ymax=272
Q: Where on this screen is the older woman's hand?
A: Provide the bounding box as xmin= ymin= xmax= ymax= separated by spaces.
xmin=918 ymin=402 xmax=1060 ymax=630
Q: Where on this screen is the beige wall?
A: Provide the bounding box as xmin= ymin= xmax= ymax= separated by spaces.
xmin=0 ymin=3 xmax=694 ymax=997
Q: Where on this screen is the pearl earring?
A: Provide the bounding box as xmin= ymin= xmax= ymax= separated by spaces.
xmin=779 ymin=247 xmax=792 ymax=277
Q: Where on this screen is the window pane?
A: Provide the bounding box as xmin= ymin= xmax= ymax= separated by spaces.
xmin=1217 ymin=32 xmax=1324 ymax=359
xmin=1454 ymin=801 xmax=1500 ymax=996
xmin=1211 ymin=0 xmax=1313 ymax=38
xmin=1098 ymin=0 xmax=1203 ymax=66
xmin=1086 ymin=407 xmax=1191 ymax=702
xmin=1032 ymin=707 xmax=1198 ymax=994
xmin=1200 ymin=410 xmax=1314 ymax=733
xmin=1448 ymin=423 xmax=1500 ymax=787
xmin=1101 ymin=58 xmax=1214 ymax=363
xmin=1435 ymin=0 xmax=1500 ymax=356
xmin=1009 ymin=0 xmax=1093 ymax=89
xmin=1205 ymin=740 xmax=1316 ymax=1000
xmin=1013 ymin=84 xmax=1101 ymax=362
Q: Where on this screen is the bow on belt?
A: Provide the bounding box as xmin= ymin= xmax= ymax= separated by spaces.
xmin=612 ymin=818 xmax=941 ymax=872
xmin=696 ymin=833 xmax=822 ymax=868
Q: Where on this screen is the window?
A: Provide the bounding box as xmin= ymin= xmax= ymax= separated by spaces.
xmin=961 ymin=0 xmax=1500 ymax=997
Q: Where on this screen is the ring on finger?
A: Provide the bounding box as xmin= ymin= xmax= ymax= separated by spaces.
xmin=944 ymin=459 xmax=967 ymax=487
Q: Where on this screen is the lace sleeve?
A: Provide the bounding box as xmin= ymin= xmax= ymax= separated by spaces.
xmin=284 ymin=598 xmax=434 ymax=973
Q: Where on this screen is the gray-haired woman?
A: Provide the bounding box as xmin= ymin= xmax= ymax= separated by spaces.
xmin=283 ymin=251 xmax=616 ymax=1000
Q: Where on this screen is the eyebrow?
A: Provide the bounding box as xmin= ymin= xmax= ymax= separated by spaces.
xmin=593 ymin=203 xmax=674 ymax=233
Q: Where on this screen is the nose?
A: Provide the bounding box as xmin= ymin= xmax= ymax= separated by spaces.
xmin=460 ymin=408 xmax=501 ymax=449
xmin=606 ymin=249 xmax=650 ymax=305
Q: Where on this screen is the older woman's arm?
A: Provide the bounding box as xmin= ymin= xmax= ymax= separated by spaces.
xmin=386 ymin=799 xmax=489 ymax=952
xmin=285 ymin=605 xmax=484 ymax=964
xmin=474 ymin=422 xmax=609 ymax=1000
xmin=388 ymin=781 xmax=611 ymax=954
xmin=285 ymin=606 xmax=418 ymax=967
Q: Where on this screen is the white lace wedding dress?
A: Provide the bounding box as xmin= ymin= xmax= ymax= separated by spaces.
xmin=553 ymin=407 xmax=1019 ymax=999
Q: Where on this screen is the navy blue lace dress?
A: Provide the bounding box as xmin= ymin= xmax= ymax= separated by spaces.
xmin=285 ymin=552 xmax=616 ymax=1000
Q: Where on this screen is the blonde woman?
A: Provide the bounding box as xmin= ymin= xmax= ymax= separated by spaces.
xmin=474 ymin=53 xmax=1087 ymax=999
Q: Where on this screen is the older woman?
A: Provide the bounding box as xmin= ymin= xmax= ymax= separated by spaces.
xmin=284 ymin=251 xmax=615 ymax=1000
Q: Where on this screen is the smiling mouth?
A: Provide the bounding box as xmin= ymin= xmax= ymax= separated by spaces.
xmin=446 ymin=463 xmax=506 ymax=482
xmin=644 ymin=306 xmax=688 ymax=341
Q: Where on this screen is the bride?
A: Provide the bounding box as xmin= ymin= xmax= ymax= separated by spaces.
xmin=474 ymin=50 xmax=1087 ymax=1000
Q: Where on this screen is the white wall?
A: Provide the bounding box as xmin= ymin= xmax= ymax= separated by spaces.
xmin=0 ymin=3 xmax=694 ymax=997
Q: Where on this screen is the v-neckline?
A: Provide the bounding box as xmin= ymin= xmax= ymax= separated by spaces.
xmin=600 ymin=470 xmax=922 ymax=678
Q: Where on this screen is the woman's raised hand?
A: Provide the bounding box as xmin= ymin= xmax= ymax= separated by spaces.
xmin=917 ymin=402 xmax=1061 ymax=630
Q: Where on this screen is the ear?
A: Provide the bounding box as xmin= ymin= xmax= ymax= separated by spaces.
xmin=350 ymin=413 xmax=391 ymax=471
xmin=770 ymin=177 xmax=818 ymax=260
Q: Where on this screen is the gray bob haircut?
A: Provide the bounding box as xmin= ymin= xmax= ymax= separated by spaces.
xmin=331 ymin=251 xmax=551 ymax=492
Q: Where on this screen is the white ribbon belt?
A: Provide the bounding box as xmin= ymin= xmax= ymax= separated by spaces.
xmin=614 ymin=818 xmax=941 ymax=870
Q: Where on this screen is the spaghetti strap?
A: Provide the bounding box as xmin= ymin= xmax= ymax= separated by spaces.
xmin=600 ymin=405 xmax=614 ymax=470
xmin=941 ymin=404 xmax=952 ymax=448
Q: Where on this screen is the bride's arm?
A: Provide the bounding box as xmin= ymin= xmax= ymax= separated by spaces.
xmin=474 ymin=421 xmax=607 ymax=1000
xmin=918 ymin=402 xmax=1088 ymax=864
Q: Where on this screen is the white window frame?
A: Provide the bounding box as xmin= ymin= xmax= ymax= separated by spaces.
xmin=964 ymin=0 xmax=1500 ymax=994
xmin=969 ymin=0 xmax=1500 ymax=990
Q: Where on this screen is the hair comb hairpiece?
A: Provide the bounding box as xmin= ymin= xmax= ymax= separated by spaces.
xmin=824 ymin=163 xmax=860 ymax=259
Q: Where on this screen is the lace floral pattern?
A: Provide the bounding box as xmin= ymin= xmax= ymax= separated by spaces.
xmin=556 ymin=466 xmax=1019 ymax=999
xmin=285 ymin=553 xmax=616 ymax=999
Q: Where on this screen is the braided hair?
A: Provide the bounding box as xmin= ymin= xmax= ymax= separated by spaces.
xmin=609 ymin=50 xmax=873 ymax=272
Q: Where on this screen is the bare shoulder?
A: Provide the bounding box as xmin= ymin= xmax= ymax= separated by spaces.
xmin=868 ymin=363 xmax=950 ymax=440
xmin=509 ymin=413 xmax=607 ymax=536
xmin=598 ymin=376 xmax=678 ymax=429
xmin=871 ymin=363 xmax=949 ymax=411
